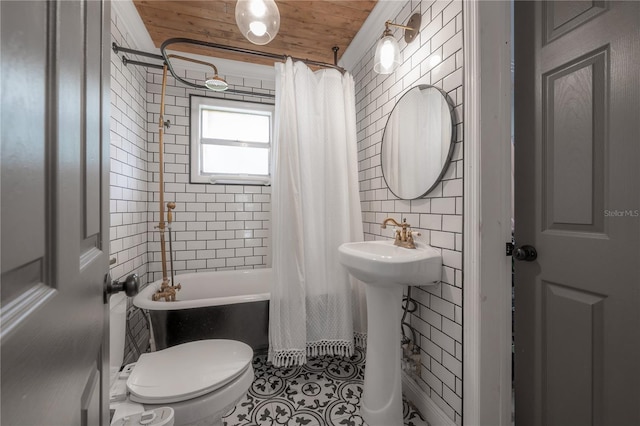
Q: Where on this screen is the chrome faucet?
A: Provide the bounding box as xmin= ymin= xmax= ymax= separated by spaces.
xmin=381 ymin=217 xmax=420 ymax=249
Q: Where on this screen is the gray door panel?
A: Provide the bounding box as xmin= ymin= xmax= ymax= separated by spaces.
xmin=1 ymin=1 xmax=111 ymax=424
xmin=515 ymin=1 xmax=640 ymax=425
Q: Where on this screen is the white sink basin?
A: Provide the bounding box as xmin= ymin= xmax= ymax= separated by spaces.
xmin=338 ymin=240 xmax=442 ymax=286
xmin=338 ymin=240 xmax=442 ymax=425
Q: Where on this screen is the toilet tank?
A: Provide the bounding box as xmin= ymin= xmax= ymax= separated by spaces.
xmin=109 ymin=292 xmax=127 ymax=384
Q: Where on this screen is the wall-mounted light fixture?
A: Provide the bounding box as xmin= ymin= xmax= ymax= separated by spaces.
xmin=374 ymin=13 xmax=421 ymax=75
xmin=235 ymin=0 xmax=281 ymax=45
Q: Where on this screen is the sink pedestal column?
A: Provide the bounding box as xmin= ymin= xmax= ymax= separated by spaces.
xmin=361 ymin=284 xmax=404 ymax=426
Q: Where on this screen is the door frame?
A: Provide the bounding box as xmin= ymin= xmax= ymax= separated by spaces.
xmin=462 ymin=1 xmax=512 ymax=425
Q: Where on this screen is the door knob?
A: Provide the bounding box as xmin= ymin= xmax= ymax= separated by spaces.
xmin=513 ymin=245 xmax=537 ymax=262
xmin=104 ymin=273 xmax=139 ymax=298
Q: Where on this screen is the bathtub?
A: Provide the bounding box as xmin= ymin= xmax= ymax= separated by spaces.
xmin=133 ymin=268 xmax=270 ymax=352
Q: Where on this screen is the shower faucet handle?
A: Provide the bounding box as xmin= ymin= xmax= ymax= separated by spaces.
xmin=167 ymin=202 xmax=176 ymax=223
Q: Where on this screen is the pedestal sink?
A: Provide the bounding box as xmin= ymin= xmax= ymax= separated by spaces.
xmin=338 ymin=240 xmax=442 ymax=426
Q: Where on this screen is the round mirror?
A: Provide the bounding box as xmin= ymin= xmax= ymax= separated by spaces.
xmin=381 ymin=85 xmax=455 ymax=199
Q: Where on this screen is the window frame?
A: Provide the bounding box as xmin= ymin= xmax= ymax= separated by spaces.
xmin=190 ymin=95 xmax=274 ymax=185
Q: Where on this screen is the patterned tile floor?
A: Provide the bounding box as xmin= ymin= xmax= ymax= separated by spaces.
xmin=223 ymin=347 xmax=427 ymax=426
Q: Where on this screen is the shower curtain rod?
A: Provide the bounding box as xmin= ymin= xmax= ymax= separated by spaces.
xmin=160 ymin=37 xmax=345 ymax=72
xmin=113 ymin=42 xmax=275 ymax=99
xmin=113 ymin=37 xmax=346 ymax=100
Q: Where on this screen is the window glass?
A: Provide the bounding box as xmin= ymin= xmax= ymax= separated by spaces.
xmin=202 ymin=145 xmax=269 ymax=175
xmin=202 ymin=110 xmax=270 ymax=143
xmin=190 ymin=96 xmax=273 ymax=184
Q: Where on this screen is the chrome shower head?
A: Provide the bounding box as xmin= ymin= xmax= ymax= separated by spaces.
xmin=205 ymin=75 xmax=229 ymax=92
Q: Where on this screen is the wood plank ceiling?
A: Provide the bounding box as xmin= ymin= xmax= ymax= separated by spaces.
xmin=133 ymin=0 xmax=378 ymax=67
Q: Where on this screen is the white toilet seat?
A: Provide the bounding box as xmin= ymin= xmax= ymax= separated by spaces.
xmin=140 ymin=364 xmax=255 ymax=426
xmin=127 ymin=340 xmax=253 ymax=404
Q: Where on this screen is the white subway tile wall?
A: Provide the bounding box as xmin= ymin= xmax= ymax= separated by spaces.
xmin=110 ymin=7 xmax=274 ymax=362
xmin=111 ymin=2 xmax=463 ymax=413
xmin=352 ymin=0 xmax=463 ymax=423
xmin=110 ymin=9 xmax=151 ymax=364
xmin=145 ymin=67 xmax=274 ymax=283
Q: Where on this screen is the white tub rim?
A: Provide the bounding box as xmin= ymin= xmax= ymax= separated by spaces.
xmin=133 ymin=268 xmax=271 ymax=311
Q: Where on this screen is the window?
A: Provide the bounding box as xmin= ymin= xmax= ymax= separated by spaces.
xmin=190 ymin=96 xmax=273 ymax=184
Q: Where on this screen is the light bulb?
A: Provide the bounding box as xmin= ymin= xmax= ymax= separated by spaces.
xmin=249 ymin=0 xmax=266 ymax=17
xmin=236 ymin=0 xmax=280 ymax=45
xmin=380 ymin=40 xmax=395 ymax=69
xmin=374 ymin=34 xmax=400 ymax=74
xmin=249 ymin=21 xmax=267 ymax=37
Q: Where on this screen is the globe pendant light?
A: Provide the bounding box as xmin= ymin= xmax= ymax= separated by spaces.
xmin=235 ymin=0 xmax=280 ymax=45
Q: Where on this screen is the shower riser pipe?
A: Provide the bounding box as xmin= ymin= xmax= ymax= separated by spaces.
xmin=158 ymin=64 xmax=169 ymax=286
xmin=167 ymin=202 xmax=176 ymax=288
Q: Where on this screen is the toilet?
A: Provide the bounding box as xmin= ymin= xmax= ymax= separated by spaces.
xmin=109 ymin=293 xmax=254 ymax=426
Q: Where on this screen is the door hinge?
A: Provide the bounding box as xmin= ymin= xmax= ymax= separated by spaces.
xmin=506 ymin=242 xmax=514 ymax=256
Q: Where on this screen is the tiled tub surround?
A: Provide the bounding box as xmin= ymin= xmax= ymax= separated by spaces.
xmin=110 ymin=8 xmax=152 ymax=364
xmin=223 ymin=347 xmax=427 ymax=426
xmin=145 ymin=67 xmax=275 ymax=283
xmin=352 ymin=0 xmax=464 ymax=422
xmin=110 ymin=5 xmax=276 ymax=361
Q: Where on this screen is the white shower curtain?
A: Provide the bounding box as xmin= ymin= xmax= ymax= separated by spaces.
xmin=269 ymin=58 xmax=366 ymax=367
